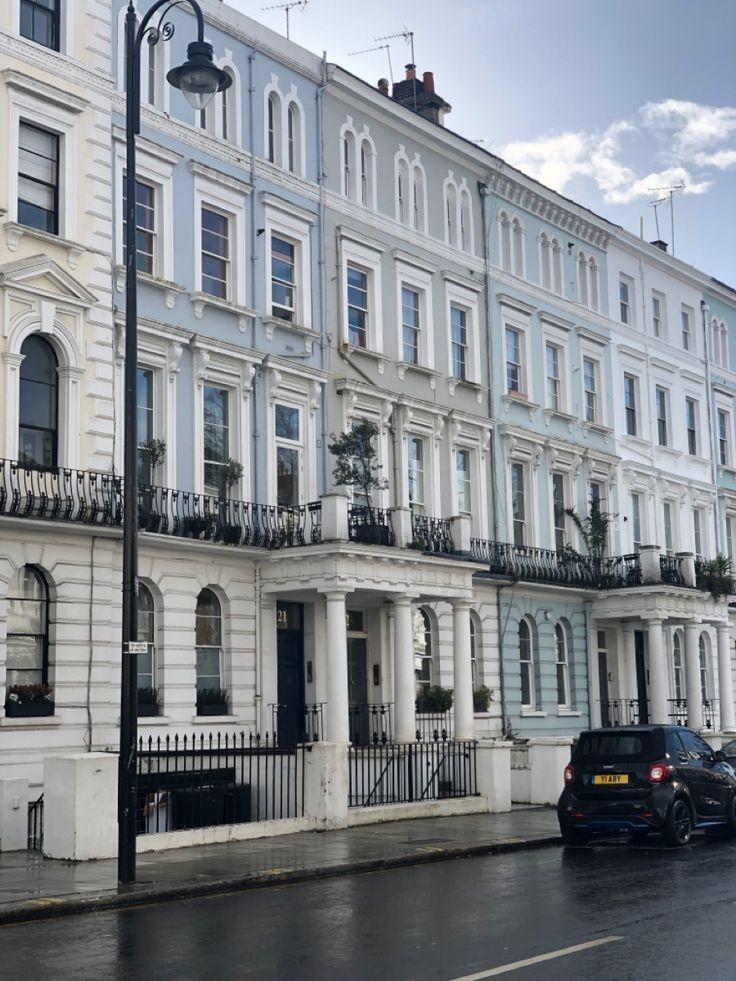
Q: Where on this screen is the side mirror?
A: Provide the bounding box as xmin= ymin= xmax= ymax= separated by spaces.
xmin=714 ymin=750 xmax=728 ymax=763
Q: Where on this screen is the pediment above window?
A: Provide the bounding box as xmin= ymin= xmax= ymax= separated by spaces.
xmin=0 ymin=254 xmax=97 ymax=308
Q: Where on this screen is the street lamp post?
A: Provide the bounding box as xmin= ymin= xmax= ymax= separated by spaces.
xmin=119 ymin=0 xmax=230 ymax=885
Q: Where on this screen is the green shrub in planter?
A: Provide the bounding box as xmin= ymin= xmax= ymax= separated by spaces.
xmin=473 ymin=685 xmax=493 ymax=712
xmin=196 ymin=687 xmax=229 ymax=716
xmin=137 ymin=686 xmax=159 ymax=717
xmin=416 ymin=685 xmax=454 ymax=713
xmin=5 ymin=683 xmax=54 ymax=718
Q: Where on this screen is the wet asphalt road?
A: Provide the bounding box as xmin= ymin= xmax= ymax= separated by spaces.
xmin=3 ymin=835 xmax=736 ymax=980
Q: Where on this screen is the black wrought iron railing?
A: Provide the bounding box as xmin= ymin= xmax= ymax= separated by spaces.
xmin=668 ymin=698 xmax=719 ymax=730
xmin=415 ymin=709 xmax=454 ymax=741
xmin=347 ymin=505 xmax=396 ymax=546
xmin=27 ymin=793 xmax=44 ymax=852
xmin=659 ymin=554 xmax=684 ymax=585
xmin=348 ymin=703 xmax=393 ymax=745
xmin=411 ymin=513 xmax=454 ymax=554
xmin=136 ymin=731 xmax=307 ymax=834
xmin=270 ymin=702 xmax=323 ymax=745
xmin=703 ymin=698 xmax=718 ymax=731
xmin=600 ymin=698 xmax=647 ymax=727
xmin=139 ymin=484 xmax=322 ymax=549
xmin=694 ymin=559 xmax=735 ymax=597
xmin=0 ymin=459 xmax=122 ymax=526
xmin=348 ymin=734 xmax=477 ymax=807
xmin=470 ymin=539 xmax=642 ymax=590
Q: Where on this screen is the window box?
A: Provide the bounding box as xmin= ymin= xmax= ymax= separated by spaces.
xmin=353 ymin=522 xmax=392 ymax=546
xmin=137 ymin=702 xmax=160 ymax=718
xmin=221 ymin=524 xmax=242 ymax=545
xmin=197 ymin=701 xmax=229 ymax=717
xmin=137 ymin=687 xmax=159 ymax=717
xmin=196 ymin=686 xmax=229 ymax=716
xmin=5 ymin=700 xmax=54 ymax=718
xmin=184 ymin=515 xmax=214 ymax=539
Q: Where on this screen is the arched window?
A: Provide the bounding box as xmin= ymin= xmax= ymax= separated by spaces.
xmin=673 ymin=633 xmax=684 ymax=701
xmin=555 ymin=622 xmax=569 ymax=707
xmin=519 ymin=618 xmax=533 ymax=707
xmin=551 ymin=238 xmax=563 ymax=294
xmin=287 ymin=102 xmax=299 ymax=173
xmin=19 ymin=334 xmax=58 ymax=469
xmin=137 ymin=582 xmax=155 ymax=693
xmin=267 ymin=92 xmax=280 ymax=164
xmin=195 ymin=588 xmax=222 ymax=693
xmin=413 ymin=608 xmax=433 ymax=696
xmin=578 ymin=252 xmax=588 ymax=307
xmin=699 ymin=634 xmax=711 ymax=704
xmin=396 ymin=157 xmax=410 ymax=225
xmin=342 ymin=129 xmax=355 ymax=198
xmin=6 ymin=566 xmax=50 ymax=690
xmin=412 ymin=164 xmax=425 ymax=232
xmin=218 ymin=68 xmax=237 ymax=142
xmin=588 ymin=258 xmax=599 ymax=311
xmin=460 ymin=189 xmax=472 ymax=253
xmin=445 ymin=182 xmax=457 ymax=245
xmin=512 ymin=219 xmax=524 ymax=277
xmin=499 ymin=213 xmax=511 ymax=272
xmin=540 ymin=233 xmax=551 ymax=291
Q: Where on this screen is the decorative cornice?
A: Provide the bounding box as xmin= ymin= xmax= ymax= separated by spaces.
xmin=2 ymin=68 xmax=89 ymax=112
xmin=486 ymin=170 xmax=610 ymax=249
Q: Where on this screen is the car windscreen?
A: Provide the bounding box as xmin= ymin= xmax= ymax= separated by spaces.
xmin=574 ymin=731 xmax=664 ymax=762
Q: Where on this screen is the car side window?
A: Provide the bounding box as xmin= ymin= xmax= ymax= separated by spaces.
xmin=679 ymin=729 xmax=712 ymax=760
xmin=673 ymin=731 xmax=690 ymax=762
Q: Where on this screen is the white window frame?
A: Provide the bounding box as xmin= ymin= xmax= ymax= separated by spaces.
xmin=339 ymin=232 xmax=384 ymax=353
xmin=191 ymin=340 xmax=255 ymax=499
xmin=551 ymin=470 xmax=569 ymax=552
xmin=265 ymin=368 xmax=318 ymax=507
xmin=273 ymin=401 xmax=304 ymax=508
xmin=519 ymin=618 xmax=535 ymax=709
xmin=115 ymin=4 xmax=170 ymax=112
xmin=681 ymin=304 xmax=694 ymax=352
xmin=623 ymin=373 xmax=638 ymax=437
xmin=685 ymin=396 xmax=699 ymax=456
xmin=717 ymin=407 xmax=732 ymax=468
xmin=407 ymin=433 xmax=427 ymax=515
xmin=445 ymin=275 xmax=481 ymax=387
xmin=693 ymin=507 xmax=704 ymax=558
xmin=262 ymin=78 xmax=304 ymax=174
xmin=630 ymin=491 xmax=643 ymax=551
xmin=582 ymin=356 xmax=599 ymax=424
xmin=14 ymin=0 xmax=75 ymax=55
xmin=454 ymin=446 xmax=472 ymax=516
xmin=619 ymin=274 xmax=634 ymax=325
xmin=555 ymin=622 xmax=570 ymax=708
xmin=193 ymin=171 xmax=248 ymax=310
xmin=652 ymin=290 xmax=666 ymax=339
xmin=502 ymin=306 xmax=532 ymax=401
xmin=262 ymin=193 xmax=314 ymax=330
xmin=662 ymin=499 xmax=676 ymax=555
xmin=509 ymin=460 xmax=529 ymax=547
xmin=578 ymin=335 xmax=608 ymax=429
xmin=395 ymin=259 xmax=434 ymax=370
xmin=655 ymin=386 xmax=669 ymax=447
xmin=7 ymin=74 xmax=84 ymax=243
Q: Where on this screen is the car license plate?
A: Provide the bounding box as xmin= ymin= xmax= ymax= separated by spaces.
xmin=593 ymin=774 xmax=629 ymax=785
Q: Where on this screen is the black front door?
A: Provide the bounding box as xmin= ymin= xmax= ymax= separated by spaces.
xmin=277 ymin=602 xmax=305 ymax=745
xmin=347 ymin=638 xmax=368 ymax=743
xmin=635 ymin=630 xmax=649 ymax=724
xmin=598 ymin=650 xmax=610 ymax=725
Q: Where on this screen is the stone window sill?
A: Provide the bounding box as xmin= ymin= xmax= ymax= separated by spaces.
xmin=0 ymin=714 xmax=63 ymax=727
xmin=520 ymin=708 xmax=547 ymax=718
xmin=190 ymin=292 xmax=256 ymax=331
xmin=557 ymin=709 xmax=582 ymax=717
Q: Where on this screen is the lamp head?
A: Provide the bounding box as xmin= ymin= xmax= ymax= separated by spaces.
xmin=167 ymin=40 xmax=231 ymax=111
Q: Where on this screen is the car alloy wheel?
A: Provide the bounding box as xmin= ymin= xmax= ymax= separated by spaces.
xmin=664 ymin=798 xmax=693 ymax=847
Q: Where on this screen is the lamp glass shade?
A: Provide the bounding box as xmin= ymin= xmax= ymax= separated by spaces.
xmin=167 ymin=41 xmax=232 ymax=111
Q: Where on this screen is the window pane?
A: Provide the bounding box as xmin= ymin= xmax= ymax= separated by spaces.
xmin=277 ymin=446 xmax=300 ymax=506
xmin=196 ymin=647 xmax=221 ymax=689
xmin=275 ymin=404 xmax=299 ymax=440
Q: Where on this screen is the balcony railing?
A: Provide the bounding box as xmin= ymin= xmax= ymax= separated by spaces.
xmin=0 ymin=461 xmax=322 ymax=549
xmin=347 ymin=505 xmax=395 ymax=546
xmin=411 ymin=513 xmax=454 ymax=554
xmin=0 ymin=459 xmax=122 ymax=526
xmin=659 ymin=554 xmax=684 ymax=586
xmin=470 ymin=540 xmax=642 ymax=590
xmin=668 ymin=697 xmax=718 ymax=730
xmin=601 ymin=698 xmax=647 ymax=727
xmin=348 ymin=703 xmax=393 ymax=745
xmin=138 ymin=484 xmax=322 ymax=549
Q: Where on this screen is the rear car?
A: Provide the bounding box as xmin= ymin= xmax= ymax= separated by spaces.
xmin=558 ymin=725 xmax=736 ymax=846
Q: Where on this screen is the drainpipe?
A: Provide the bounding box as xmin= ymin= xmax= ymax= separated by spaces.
xmin=701 ymin=299 xmax=722 ymax=553
xmin=317 ymin=53 xmax=329 ymax=493
xmin=247 ymin=46 xmax=260 ymax=499
xmin=478 ymin=179 xmax=498 ymax=542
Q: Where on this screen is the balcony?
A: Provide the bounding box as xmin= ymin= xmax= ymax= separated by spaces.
xmin=470 ymin=539 xmax=642 ymax=590
xmin=0 ymin=460 xmax=322 ymax=550
xmin=347 ymin=505 xmax=395 ymax=546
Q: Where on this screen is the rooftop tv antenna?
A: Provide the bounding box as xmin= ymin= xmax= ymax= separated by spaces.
xmin=261 ymin=0 xmax=310 ymax=40
xmin=648 ymin=183 xmax=685 ymax=255
xmin=374 ymin=30 xmax=415 ymax=109
xmin=348 ymin=43 xmax=394 ymax=84
xmin=648 ymin=195 xmax=667 ymax=241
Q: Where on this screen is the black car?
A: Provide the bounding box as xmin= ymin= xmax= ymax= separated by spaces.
xmin=558 ymin=725 xmax=736 ymax=846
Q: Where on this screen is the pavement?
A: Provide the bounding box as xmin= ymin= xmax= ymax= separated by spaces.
xmin=0 ymin=806 xmax=560 ymax=925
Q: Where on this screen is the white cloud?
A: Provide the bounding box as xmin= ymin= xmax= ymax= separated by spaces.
xmin=501 ymin=98 xmax=732 ymax=206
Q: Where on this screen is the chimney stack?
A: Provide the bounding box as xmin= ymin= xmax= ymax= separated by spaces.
xmin=405 ymin=63 xmax=416 ymax=80
xmin=650 ymin=239 xmax=669 ymax=253
xmin=391 ymin=66 xmax=451 ymax=126
xmin=422 ymin=71 xmax=435 ymax=94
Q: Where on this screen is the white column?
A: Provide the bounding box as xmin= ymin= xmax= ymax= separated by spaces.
xmin=323 ymin=591 xmax=349 ymax=744
xmin=393 ymin=596 xmax=416 ymax=742
xmin=684 ymin=620 xmax=703 ymax=730
xmin=452 ymin=600 xmax=474 ymax=739
xmin=622 ymin=626 xmax=636 ymax=702
xmin=647 ymin=619 xmax=668 ymax=724
xmin=586 ymin=608 xmax=601 ymax=728
xmin=717 ymin=623 xmax=735 ymax=732
xmin=259 ymin=595 xmax=277 ymax=736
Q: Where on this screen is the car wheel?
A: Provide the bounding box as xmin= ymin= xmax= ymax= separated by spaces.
xmin=561 ymin=827 xmax=590 ymax=846
xmin=725 ymin=794 xmax=736 ymax=837
xmin=662 ymin=798 xmax=693 ymax=847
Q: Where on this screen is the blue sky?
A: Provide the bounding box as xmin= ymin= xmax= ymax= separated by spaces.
xmin=231 ymin=0 xmax=736 ymax=284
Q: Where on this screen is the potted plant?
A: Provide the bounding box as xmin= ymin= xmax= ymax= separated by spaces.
xmin=473 ymin=685 xmax=493 ymax=713
xmin=416 ymin=685 xmax=454 ymax=714
xmin=564 ymin=497 xmax=614 ymax=587
xmin=138 ymin=439 xmax=167 ymax=532
xmin=137 ymin=686 xmax=160 ymax=717
xmin=196 ymin=687 xmax=229 ymax=716
xmin=697 ymin=553 xmax=734 ymax=598
xmin=220 ymin=458 xmax=244 ymax=544
xmin=328 ymin=420 xmax=390 ymax=545
xmin=5 ymin=684 xmax=54 ymax=718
